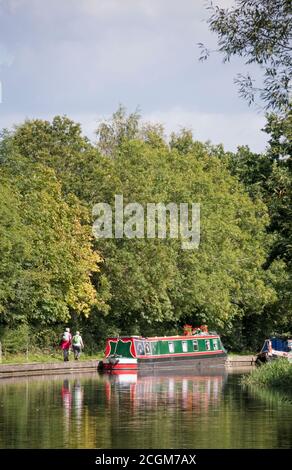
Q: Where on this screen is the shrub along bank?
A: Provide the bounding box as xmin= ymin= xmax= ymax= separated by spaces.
xmin=241 ymin=359 xmax=292 ymax=395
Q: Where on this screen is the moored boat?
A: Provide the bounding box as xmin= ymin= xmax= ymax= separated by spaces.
xmin=255 ymin=337 xmax=292 ymax=365
xmin=98 ymin=325 xmax=227 ymax=372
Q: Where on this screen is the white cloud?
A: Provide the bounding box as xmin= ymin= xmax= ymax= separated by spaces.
xmin=215 ymin=0 xmax=236 ymax=6
xmin=0 ymin=44 xmax=14 ymax=66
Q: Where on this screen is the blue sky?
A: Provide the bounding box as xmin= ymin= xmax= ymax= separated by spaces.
xmin=0 ymin=0 xmax=268 ymax=152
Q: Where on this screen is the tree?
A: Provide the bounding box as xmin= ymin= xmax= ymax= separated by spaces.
xmin=199 ymin=2 xmax=292 ymax=340
xmin=200 ymin=0 xmax=292 ymax=112
xmin=264 ymin=104 xmax=292 ymax=162
xmin=0 ymin=143 xmax=106 ymax=327
xmin=0 ymin=111 xmax=285 ymax=348
xmin=0 ymin=177 xmax=30 ymax=323
xmin=90 ymin=116 xmax=279 ymax=334
xmin=96 ymin=104 xmax=141 ymax=157
xmin=225 ymin=122 xmax=292 ymax=344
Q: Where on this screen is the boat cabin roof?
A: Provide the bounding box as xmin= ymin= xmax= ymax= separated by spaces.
xmin=262 ymin=337 xmax=292 ymax=352
xmin=106 ymin=333 xmax=220 ymax=341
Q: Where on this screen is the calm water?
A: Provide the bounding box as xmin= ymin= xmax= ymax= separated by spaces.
xmin=0 ymin=369 xmax=291 ymax=449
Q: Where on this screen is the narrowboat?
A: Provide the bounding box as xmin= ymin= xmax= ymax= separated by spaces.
xmin=255 ymin=337 xmax=292 ymax=365
xmin=98 ymin=325 xmax=227 ymax=372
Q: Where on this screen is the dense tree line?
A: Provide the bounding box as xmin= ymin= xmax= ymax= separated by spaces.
xmin=0 ymin=107 xmax=290 ymax=352
xmin=198 ymin=0 xmax=291 ymax=349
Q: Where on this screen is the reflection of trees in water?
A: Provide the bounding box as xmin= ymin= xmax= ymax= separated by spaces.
xmin=246 ymin=384 xmax=292 ymax=406
xmin=101 ymin=372 xmax=292 ymax=449
xmin=101 ymin=372 xmax=228 ymax=448
xmin=0 ymin=375 xmax=102 ymax=448
xmin=0 ymin=372 xmax=291 ymax=448
xmin=215 ymin=374 xmax=292 ymax=449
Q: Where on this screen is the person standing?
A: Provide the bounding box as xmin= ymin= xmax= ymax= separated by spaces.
xmin=72 ymin=331 xmax=84 ymax=360
xmin=60 ymin=327 xmax=72 ymax=362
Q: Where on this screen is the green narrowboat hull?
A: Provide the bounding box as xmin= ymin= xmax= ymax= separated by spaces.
xmin=99 ymin=333 xmax=228 ymax=372
xmin=136 ymin=352 xmax=227 ymax=370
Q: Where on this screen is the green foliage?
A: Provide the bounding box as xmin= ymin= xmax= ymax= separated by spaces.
xmin=264 ymin=106 xmax=292 ymax=161
xmin=0 ymin=129 xmax=106 ymax=327
xmin=200 ymin=0 xmax=292 ymax=112
xmin=224 ymin=103 xmax=292 ymax=348
xmin=0 ymin=109 xmax=288 ymax=352
xmin=242 ymin=359 xmax=292 ymax=395
xmin=96 ymin=104 xmax=141 ymax=157
xmin=0 ymin=324 xmax=30 ymax=354
xmin=89 ymin=116 xmax=277 ymax=334
xmin=227 ymin=146 xmax=273 ymax=198
xmin=11 ymin=116 xmax=90 ymax=165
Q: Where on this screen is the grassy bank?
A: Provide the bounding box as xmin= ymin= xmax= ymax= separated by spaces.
xmin=0 ymin=349 xmax=103 ymax=364
xmin=241 ymin=359 xmax=292 ymax=394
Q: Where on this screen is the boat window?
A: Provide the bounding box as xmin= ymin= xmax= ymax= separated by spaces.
xmin=213 ymin=339 xmax=218 ymax=350
xmin=135 ymin=341 xmax=145 ymax=356
xmin=145 ymin=342 xmax=151 ymax=354
xmin=151 ymin=342 xmax=158 ymax=355
xmin=193 ymin=340 xmax=199 ymax=351
xmin=205 ymin=340 xmax=211 ymax=351
xmin=168 ymin=342 xmax=174 ymax=353
xmin=182 ymin=341 xmax=188 ymax=352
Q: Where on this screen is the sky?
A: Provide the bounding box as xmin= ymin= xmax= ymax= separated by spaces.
xmin=0 ymin=0 xmax=268 ymax=152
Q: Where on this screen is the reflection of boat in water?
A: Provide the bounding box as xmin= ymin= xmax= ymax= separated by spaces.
xmin=255 ymin=337 xmax=292 ymax=365
xmin=99 ymin=325 xmax=227 ymax=372
xmin=102 ymin=369 xmax=227 ymax=412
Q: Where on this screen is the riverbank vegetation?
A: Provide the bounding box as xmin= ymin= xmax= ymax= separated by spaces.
xmin=0 ymin=349 xmax=102 ymax=364
xmin=242 ymin=360 xmax=292 ymax=397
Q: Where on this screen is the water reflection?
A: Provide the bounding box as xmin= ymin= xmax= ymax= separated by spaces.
xmin=246 ymin=384 xmax=292 ymax=406
xmin=73 ymin=380 xmax=84 ymax=428
xmin=61 ymin=379 xmax=71 ymax=437
xmin=103 ymin=370 xmax=226 ymax=415
xmin=61 ymin=379 xmax=84 ymax=438
xmin=0 ymin=370 xmax=291 ymax=448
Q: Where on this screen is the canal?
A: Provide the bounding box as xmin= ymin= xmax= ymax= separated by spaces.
xmin=0 ymin=369 xmax=291 ymax=448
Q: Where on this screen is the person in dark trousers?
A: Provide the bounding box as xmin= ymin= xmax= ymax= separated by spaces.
xmin=60 ymin=327 xmax=72 ymax=361
xmin=72 ymin=331 xmax=84 ymax=360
